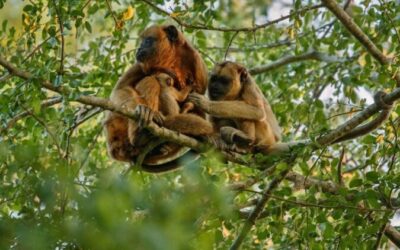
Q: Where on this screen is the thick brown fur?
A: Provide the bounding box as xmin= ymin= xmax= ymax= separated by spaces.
xmin=104 ymin=25 xmax=211 ymax=168
xmin=188 ymin=61 xmax=281 ymax=152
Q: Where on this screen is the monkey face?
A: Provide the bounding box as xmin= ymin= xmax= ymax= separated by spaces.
xmin=208 ymin=74 xmax=232 ymax=100
xmin=155 ymin=73 xmax=174 ymax=87
xmin=136 ymin=25 xmax=182 ymax=63
xmin=208 ymin=61 xmax=248 ymax=100
xmin=136 ymin=35 xmax=157 ymax=62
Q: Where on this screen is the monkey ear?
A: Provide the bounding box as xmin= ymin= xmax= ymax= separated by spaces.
xmin=238 ymin=66 xmax=249 ymax=83
xmin=164 ymin=25 xmax=179 ymax=43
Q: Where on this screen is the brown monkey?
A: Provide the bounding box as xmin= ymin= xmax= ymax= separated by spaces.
xmin=104 ymin=25 xmax=211 ymax=170
xmin=130 ymin=72 xmax=208 ymax=145
xmin=188 ymin=61 xmax=281 ymax=152
xmin=157 ymin=72 xmax=193 ymax=117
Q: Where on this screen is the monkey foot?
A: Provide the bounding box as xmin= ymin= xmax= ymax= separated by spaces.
xmin=134 ymin=104 xmax=164 ymax=128
xmin=220 ymin=126 xmax=253 ymax=148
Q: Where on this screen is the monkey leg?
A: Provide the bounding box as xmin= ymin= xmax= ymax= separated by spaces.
xmin=106 ymin=86 xmax=143 ymax=159
xmin=104 ymin=114 xmax=139 ymax=162
xmin=163 ymin=114 xmax=213 ymax=136
xmin=181 ymin=102 xmax=194 ymax=114
xmin=134 ymin=104 xmax=164 ymax=128
xmin=220 ymin=126 xmax=254 ymax=148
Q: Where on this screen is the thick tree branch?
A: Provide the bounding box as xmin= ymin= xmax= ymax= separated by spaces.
xmin=315 ymin=90 xmax=398 ymax=146
xmin=321 ymin=0 xmax=400 ymax=85
xmin=249 ymin=51 xmax=348 ymax=75
xmin=385 ymin=225 xmax=400 ymax=247
xmin=1 ymin=55 xmax=399 ymax=156
xmin=333 ymin=107 xmax=391 ymax=143
xmin=140 ymin=0 xmax=323 ymax=32
xmin=0 ymin=56 xmax=206 ymax=152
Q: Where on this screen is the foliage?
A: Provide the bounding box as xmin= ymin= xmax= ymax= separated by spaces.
xmin=0 ymin=0 xmax=399 ymax=249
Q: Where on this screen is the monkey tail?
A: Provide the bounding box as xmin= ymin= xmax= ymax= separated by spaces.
xmin=141 ymin=150 xmax=200 ymax=173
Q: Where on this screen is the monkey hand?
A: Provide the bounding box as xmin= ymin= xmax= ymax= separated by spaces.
xmin=134 ymin=104 xmax=164 ymax=128
xmin=188 ymin=93 xmax=209 ymax=112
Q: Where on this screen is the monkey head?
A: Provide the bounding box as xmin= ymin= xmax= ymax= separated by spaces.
xmin=208 ymin=61 xmax=249 ymax=100
xmin=136 ymin=25 xmax=184 ymax=66
xmin=155 ymin=72 xmax=174 ymax=87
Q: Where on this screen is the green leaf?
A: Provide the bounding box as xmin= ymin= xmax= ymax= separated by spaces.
xmin=85 ymin=21 xmax=92 ymax=33
xmin=365 ymin=171 xmax=379 ymax=182
xmin=349 ymin=178 xmax=363 ymax=188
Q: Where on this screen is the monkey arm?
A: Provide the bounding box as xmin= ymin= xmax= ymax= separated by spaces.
xmin=171 ymin=85 xmax=192 ymax=103
xmin=116 ymin=64 xmax=146 ymax=89
xmin=207 ymin=101 xmax=264 ymax=120
xmin=188 ymin=93 xmax=264 ymax=120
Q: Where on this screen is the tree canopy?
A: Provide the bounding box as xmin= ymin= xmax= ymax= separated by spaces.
xmin=0 ymin=0 xmax=399 ymax=249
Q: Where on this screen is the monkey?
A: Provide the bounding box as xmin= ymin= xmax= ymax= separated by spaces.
xmin=104 ymin=25 xmax=212 ymax=171
xmin=157 ymin=72 xmax=194 ymax=117
xmin=188 ymin=61 xmax=281 ymax=153
xmin=131 ymin=71 xmax=196 ymax=147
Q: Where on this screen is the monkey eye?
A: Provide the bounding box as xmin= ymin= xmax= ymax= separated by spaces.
xmin=166 ymin=78 xmax=172 ymax=86
xmin=210 ymin=75 xmax=230 ymax=85
xmin=142 ymin=37 xmax=155 ymax=46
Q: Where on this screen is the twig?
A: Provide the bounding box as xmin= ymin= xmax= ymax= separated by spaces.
xmin=241 ymin=190 xmax=393 ymax=212
xmin=74 ymin=126 xmax=103 ymax=176
xmin=197 ymin=48 xmax=216 ymax=64
xmin=82 ymin=0 xmax=92 ymax=9
xmin=327 ymin=109 xmax=362 ymax=120
xmin=224 ymin=31 xmax=239 ymax=60
xmin=332 ymin=93 xmax=393 ymax=144
xmin=140 ymin=0 xmax=323 ymax=32
xmin=304 ymin=148 xmax=326 ymax=187
xmin=378 ymin=0 xmax=400 ymax=45
xmin=321 ymin=0 xmax=400 ymax=86
xmin=1 ymin=97 xmax=62 ymax=135
xmin=22 ymin=35 xmax=58 ymax=63
xmin=52 ymin=0 xmax=65 ymax=75
xmin=373 ymin=224 xmax=387 ymax=250
xmin=74 ymin=126 xmax=103 ymax=174
xmin=230 ymin=163 xmax=292 ymax=250
xmin=249 ymin=50 xmax=348 ymax=75
xmin=337 ymin=147 xmax=345 ymax=185
xmin=64 ymin=107 xmax=102 ymax=159
xmin=22 ymin=105 xmax=64 ymax=157
xmin=0 ymin=73 xmax=12 ymax=82
xmin=105 ymin=0 xmax=119 ymax=27
xmin=208 ymin=20 xmax=338 ymax=53
xmin=285 ymin=171 xmax=400 ymax=248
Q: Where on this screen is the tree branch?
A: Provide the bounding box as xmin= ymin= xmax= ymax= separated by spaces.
xmin=0 ymin=97 xmax=62 ymax=135
xmin=230 ymin=166 xmax=291 ymax=250
xmin=207 ymin=20 xmax=338 ymax=53
xmin=315 ymin=90 xmax=398 ymax=146
xmin=139 ymin=0 xmax=323 ymax=32
xmin=0 ymin=55 xmax=207 ymax=152
xmin=249 ymin=51 xmax=348 ymax=75
xmin=321 ymin=0 xmax=400 ymax=85
xmin=384 ymin=224 xmax=400 ymax=248
xmin=1 ymin=55 xmax=399 ymax=157
xmin=285 ymin=171 xmax=400 ymax=248
xmin=52 ymin=0 xmax=65 ymax=75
